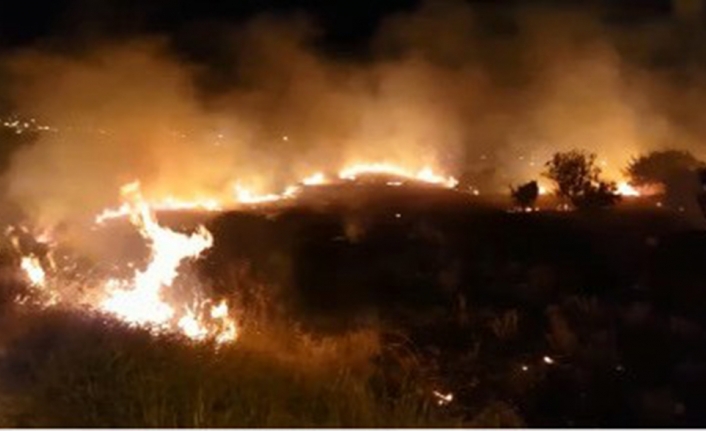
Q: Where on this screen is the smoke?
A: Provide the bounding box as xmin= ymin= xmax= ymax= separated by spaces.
xmin=2 ymin=0 xmax=706 ymax=228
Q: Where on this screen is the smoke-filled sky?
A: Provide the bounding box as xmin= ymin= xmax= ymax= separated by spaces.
xmin=1 ymin=0 xmax=706 ymax=226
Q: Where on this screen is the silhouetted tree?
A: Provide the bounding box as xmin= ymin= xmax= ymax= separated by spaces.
xmin=626 ymin=150 xmax=704 ymax=208
xmin=510 ymin=180 xmax=539 ymax=209
xmin=573 ymin=180 xmax=621 ymax=210
xmin=544 ymin=150 xmax=620 ymax=210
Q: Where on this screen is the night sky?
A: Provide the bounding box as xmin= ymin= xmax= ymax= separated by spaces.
xmin=0 ymin=0 xmax=679 ymax=53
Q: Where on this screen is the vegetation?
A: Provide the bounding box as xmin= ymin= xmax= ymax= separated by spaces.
xmin=626 ymin=150 xmax=704 ymax=208
xmin=0 ymin=308 xmax=463 ymax=428
xmin=510 ymin=181 xmax=539 ymax=209
xmin=544 ymin=150 xmax=620 ymax=210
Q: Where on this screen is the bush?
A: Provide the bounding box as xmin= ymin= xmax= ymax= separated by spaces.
xmin=544 ymin=151 xmax=620 ymax=210
xmin=626 ymin=150 xmax=703 ymax=209
xmin=510 ymin=181 xmax=539 ymax=209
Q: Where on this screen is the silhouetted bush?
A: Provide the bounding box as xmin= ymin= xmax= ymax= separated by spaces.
xmin=511 ymin=181 xmax=539 ymax=209
xmin=544 ymin=150 xmax=620 ymax=210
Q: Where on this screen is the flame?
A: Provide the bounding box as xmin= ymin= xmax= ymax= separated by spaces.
xmin=96 ymin=162 xmax=458 ymax=223
xmin=302 ymin=172 xmax=327 ymax=186
xmin=96 ymin=197 xmax=222 ymax=224
xmin=91 ymin=181 xmax=238 ymax=343
xmin=233 ymin=183 xmax=301 ymax=205
xmin=338 ymin=163 xmax=458 ymax=188
xmin=617 ymin=181 xmax=640 ymax=197
xmin=20 ymin=256 xmax=45 ymax=287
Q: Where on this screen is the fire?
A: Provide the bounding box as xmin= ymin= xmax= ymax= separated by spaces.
xmin=338 ymin=163 xmax=458 ymax=188
xmin=96 ymin=197 xmax=222 ymax=224
xmin=96 ymin=162 xmax=458 ymax=224
xmin=12 ymin=181 xmax=239 ymax=344
xmin=13 ymin=160 xmax=460 ymax=343
xmin=20 ymin=256 xmax=45 ymax=287
xmin=96 ymin=181 xmax=237 ymax=343
xmin=617 ymin=181 xmax=641 ymax=197
xmin=233 ymin=183 xmax=301 ymax=205
xmin=302 ymin=172 xmax=327 ymax=186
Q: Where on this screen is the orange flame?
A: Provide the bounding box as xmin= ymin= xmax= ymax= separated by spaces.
xmin=20 ymin=256 xmax=46 ymax=287
xmin=616 ymin=181 xmax=641 ymax=197
xmin=97 ymin=181 xmax=237 ymax=343
xmin=338 ymin=163 xmax=458 ymax=188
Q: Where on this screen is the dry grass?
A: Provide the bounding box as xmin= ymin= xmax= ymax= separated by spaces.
xmin=0 ymin=306 xmax=462 ymax=427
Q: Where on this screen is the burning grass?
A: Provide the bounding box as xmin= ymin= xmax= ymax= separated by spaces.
xmin=0 ymin=305 xmax=463 ymax=427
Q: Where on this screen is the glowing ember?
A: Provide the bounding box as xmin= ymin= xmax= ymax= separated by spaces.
xmin=20 ymin=256 xmax=45 ymax=287
xmin=338 ymin=163 xmax=458 ymax=188
xmin=432 ymin=390 xmax=454 ymax=406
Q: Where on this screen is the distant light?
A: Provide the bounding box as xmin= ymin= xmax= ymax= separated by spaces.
xmin=521 ymin=365 xmax=529 ymax=371
xmin=395 ymin=213 xmax=402 ymax=219
xmin=543 ymin=355 xmax=554 ymax=365
xmin=283 ymin=135 xmax=289 ymax=141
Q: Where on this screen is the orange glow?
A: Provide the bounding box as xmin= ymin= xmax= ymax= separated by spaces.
xmin=20 ymin=256 xmax=45 ymax=287
xmin=617 ymin=181 xmax=640 ymax=197
xmin=338 ymin=163 xmax=458 ymax=188
xmin=302 ymin=172 xmax=327 ymax=185
xmin=97 ymin=181 xmax=237 ymax=343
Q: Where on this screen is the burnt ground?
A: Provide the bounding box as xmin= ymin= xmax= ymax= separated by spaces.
xmin=185 ymin=182 xmax=706 ymax=427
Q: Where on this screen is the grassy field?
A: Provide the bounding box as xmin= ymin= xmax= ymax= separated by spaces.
xmin=0 ymin=304 xmax=478 ymax=427
xmin=3 ymin=189 xmax=706 ymax=427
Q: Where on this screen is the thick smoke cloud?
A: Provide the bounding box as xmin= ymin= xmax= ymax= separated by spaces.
xmin=2 ymin=0 xmax=706 ymax=228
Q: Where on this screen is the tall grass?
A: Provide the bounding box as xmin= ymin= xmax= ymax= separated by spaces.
xmin=0 ymin=308 xmax=462 ymax=427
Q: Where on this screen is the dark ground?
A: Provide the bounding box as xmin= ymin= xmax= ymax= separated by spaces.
xmin=3 ymin=181 xmax=706 ymax=426
xmin=191 ymin=182 xmax=706 ymax=427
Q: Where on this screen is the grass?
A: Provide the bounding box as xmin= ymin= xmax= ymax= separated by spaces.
xmin=0 ymin=306 xmax=464 ymax=427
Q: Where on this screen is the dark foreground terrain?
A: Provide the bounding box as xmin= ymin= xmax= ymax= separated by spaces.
xmin=201 ymin=183 xmax=706 ymax=427
xmin=2 ymin=182 xmax=706 ymax=427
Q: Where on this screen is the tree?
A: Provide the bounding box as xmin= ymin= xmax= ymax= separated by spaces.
xmin=573 ymin=180 xmax=621 ymax=210
xmin=510 ymin=181 xmax=539 ymax=209
xmin=626 ymin=150 xmax=704 ymax=208
xmin=544 ymin=150 xmax=620 ymax=210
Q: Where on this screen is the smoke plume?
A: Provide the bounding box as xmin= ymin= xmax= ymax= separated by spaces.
xmin=2 ymin=0 xmax=706 ymax=228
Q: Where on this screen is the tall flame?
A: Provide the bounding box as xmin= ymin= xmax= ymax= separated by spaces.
xmin=93 ymin=181 xmax=238 ymax=343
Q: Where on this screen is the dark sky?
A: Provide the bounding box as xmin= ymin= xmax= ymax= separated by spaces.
xmin=0 ymin=0 xmax=677 ymax=53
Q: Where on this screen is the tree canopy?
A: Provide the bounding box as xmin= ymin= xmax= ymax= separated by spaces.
xmin=543 ymin=150 xmax=620 ymax=210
